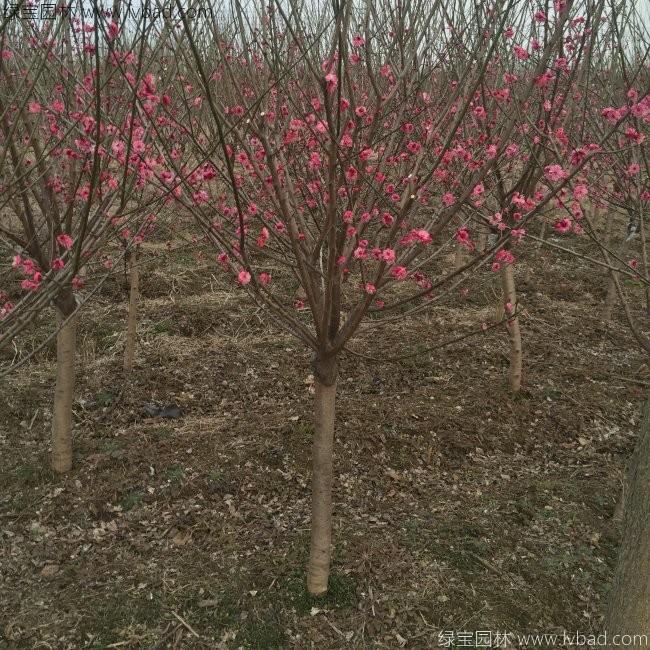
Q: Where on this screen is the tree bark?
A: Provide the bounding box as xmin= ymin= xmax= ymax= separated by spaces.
xmin=124 ymin=249 xmax=139 ymax=371
xmin=478 ymin=227 xmax=487 ymax=254
xmin=605 ymin=396 xmax=650 ymax=640
xmin=454 ymin=246 xmax=466 ymax=271
xmin=500 ymin=263 xmax=522 ymax=393
xmin=307 ymin=354 xmax=338 ymax=596
xmin=51 ymin=290 xmax=77 ymax=473
xmin=603 ymin=272 xmax=617 ymax=322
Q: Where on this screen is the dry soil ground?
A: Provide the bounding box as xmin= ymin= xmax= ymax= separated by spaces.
xmin=1 ymin=234 xmax=648 ymax=649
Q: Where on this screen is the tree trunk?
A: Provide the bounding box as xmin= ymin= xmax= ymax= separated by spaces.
xmin=51 ymin=291 xmax=77 ymax=473
xmin=606 ymin=396 xmax=650 ymax=639
xmin=124 ymin=249 xmax=139 ymax=371
xmin=603 ymin=273 xmax=617 ymax=322
xmin=478 ymin=227 xmax=487 ymax=254
xmin=454 ymin=246 xmax=466 ymax=271
xmin=307 ymin=354 xmax=338 ymax=596
xmin=537 ymin=220 xmax=547 ymax=249
xmin=500 ymin=263 xmax=522 ymax=393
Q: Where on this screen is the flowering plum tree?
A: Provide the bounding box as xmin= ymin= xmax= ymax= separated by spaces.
xmin=542 ymin=13 xmax=650 ymax=632
xmin=0 ymin=9 xmax=172 ymax=470
xmin=162 ymin=0 xmax=633 ymax=593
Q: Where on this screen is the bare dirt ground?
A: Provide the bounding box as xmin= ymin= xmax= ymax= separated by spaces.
xmin=1 ymin=234 xmax=648 ymax=649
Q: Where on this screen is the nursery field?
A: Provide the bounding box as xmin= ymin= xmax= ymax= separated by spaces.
xmin=2 ymin=0 xmax=650 ymax=645
xmin=1 ymin=238 xmax=647 ymax=649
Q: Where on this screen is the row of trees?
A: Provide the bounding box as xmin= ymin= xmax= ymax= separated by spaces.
xmin=1 ymin=0 xmax=648 ymax=633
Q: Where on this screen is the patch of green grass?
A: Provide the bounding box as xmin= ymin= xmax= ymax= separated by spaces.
xmin=78 ymin=592 xmax=163 ymax=647
xmin=285 ymin=421 xmax=313 ymax=438
xmin=243 ymin=609 xmax=286 ymax=649
xmin=402 ymin=518 xmax=425 ymax=550
xmin=96 ymin=391 xmax=115 ymax=407
xmin=2 ymin=493 xmax=30 ymax=512
xmin=282 ymin=570 xmax=357 ymax=614
xmin=428 ymin=521 xmax=491 ymax=571
xmin=172 ymin=588 xmax=241 ymax=640
xmin=206 ymin=469 xmax=233 ymax=492
xmin=155 ymin=425 xmax=174 ymax=439
xmin=151 ymin=318 xmax=173 ymax=335
xmin=120 ymin=490 xmax=144 ymax=511
xmin=165 ymin=465 xmax=185 ymax=483
xmin=99 ymin=439 xmax=124 ymax=454
xmin=0 ymin=463 xmax=58 ymax=489
xmin=90 ymin=322 xmax=121 ymax=352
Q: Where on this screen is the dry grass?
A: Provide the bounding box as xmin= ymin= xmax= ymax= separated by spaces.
xmin=1 ymin=222 xmax=649 ymax=648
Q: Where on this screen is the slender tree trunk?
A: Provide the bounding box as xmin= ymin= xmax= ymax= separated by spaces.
xmin=606 ymin=396 xmax=650 ymax=640
xmin=602 ymin=216 xmax=617 ymax=322
xmin=603 ymin=273 xmax=617 ymax=322
xmin=454 ymin=246 xmax=466 ymax=271
xmin=51 ymin=290 xmax=77 ymax=473
xmin=478 ymin=227 xmax=487 ymax=254
xmin=500 ymin=263 xmax=522 ymax=393
xmin=124 ymin=249 xmax=139 ymax=371
xmin=537 ymin=220 xmax=547 ymax=249
xmin=307 ymin=354 xmax=338 ymax=596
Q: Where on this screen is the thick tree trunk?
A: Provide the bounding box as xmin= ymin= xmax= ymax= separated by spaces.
xmin=606 ymin=396 xmax=650 ymax=640
xmin=307 ymin=354 xmax=338 ymax=596
xmin=124 ymin=249 xmax=139 ymax=371
xmin=500 ymin=263 xmax=522 ymax=393
xmin=51 ymin=291 xmax=77 ymax=473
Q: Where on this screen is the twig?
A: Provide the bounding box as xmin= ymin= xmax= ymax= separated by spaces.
xmin=171 ymin=612 xmax=200 ymax=638
xmin=607 ymin=374 xmax=650 ymax=388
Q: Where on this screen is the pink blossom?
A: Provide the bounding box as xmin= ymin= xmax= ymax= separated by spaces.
xmin=391 ymin=266 xmax=408 ymax=280
xmin=513 ymin=45 xmax=529 ymax=61
xmin=364 ymin=283 xmax=376 ymax=294
xmin=237 ymin=269 xmax=252 ymax=285
xmin=545 ymin=164 xmax=568 ymax=183
xmin=56 ymin=233 xmax=74 ymax=249
xmin=413 ymin=229 xmax=432 ymax=244
xmin=573 ymin=184 xmax=588 ymax=200
xmin=553 ymin=218 xmax=572 ymax=233
xmin=325 ymin=72 xmax=338 ymax=93
xmin=108 ymin=21 xmax=119 ymax=39
xmin=345 ymin=166 xmax=359 ymax=182
xmin=381 ymin=248 xmax=396 ymax=264
xmin=455 ymin=227 xmax=473 ymax=249
xmin=51 ymin=258 xmax=65 ymax=271
xmin=258 ymin=273 xmax=272 ymax=285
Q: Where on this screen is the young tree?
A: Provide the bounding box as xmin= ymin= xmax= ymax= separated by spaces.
xmin=0 ymin=6 xmax=169 ymax=470
xmin=528 ymin=3 xmax=650 ymax=632
xmin=162 ymin=0 xmax=618 ymax=593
